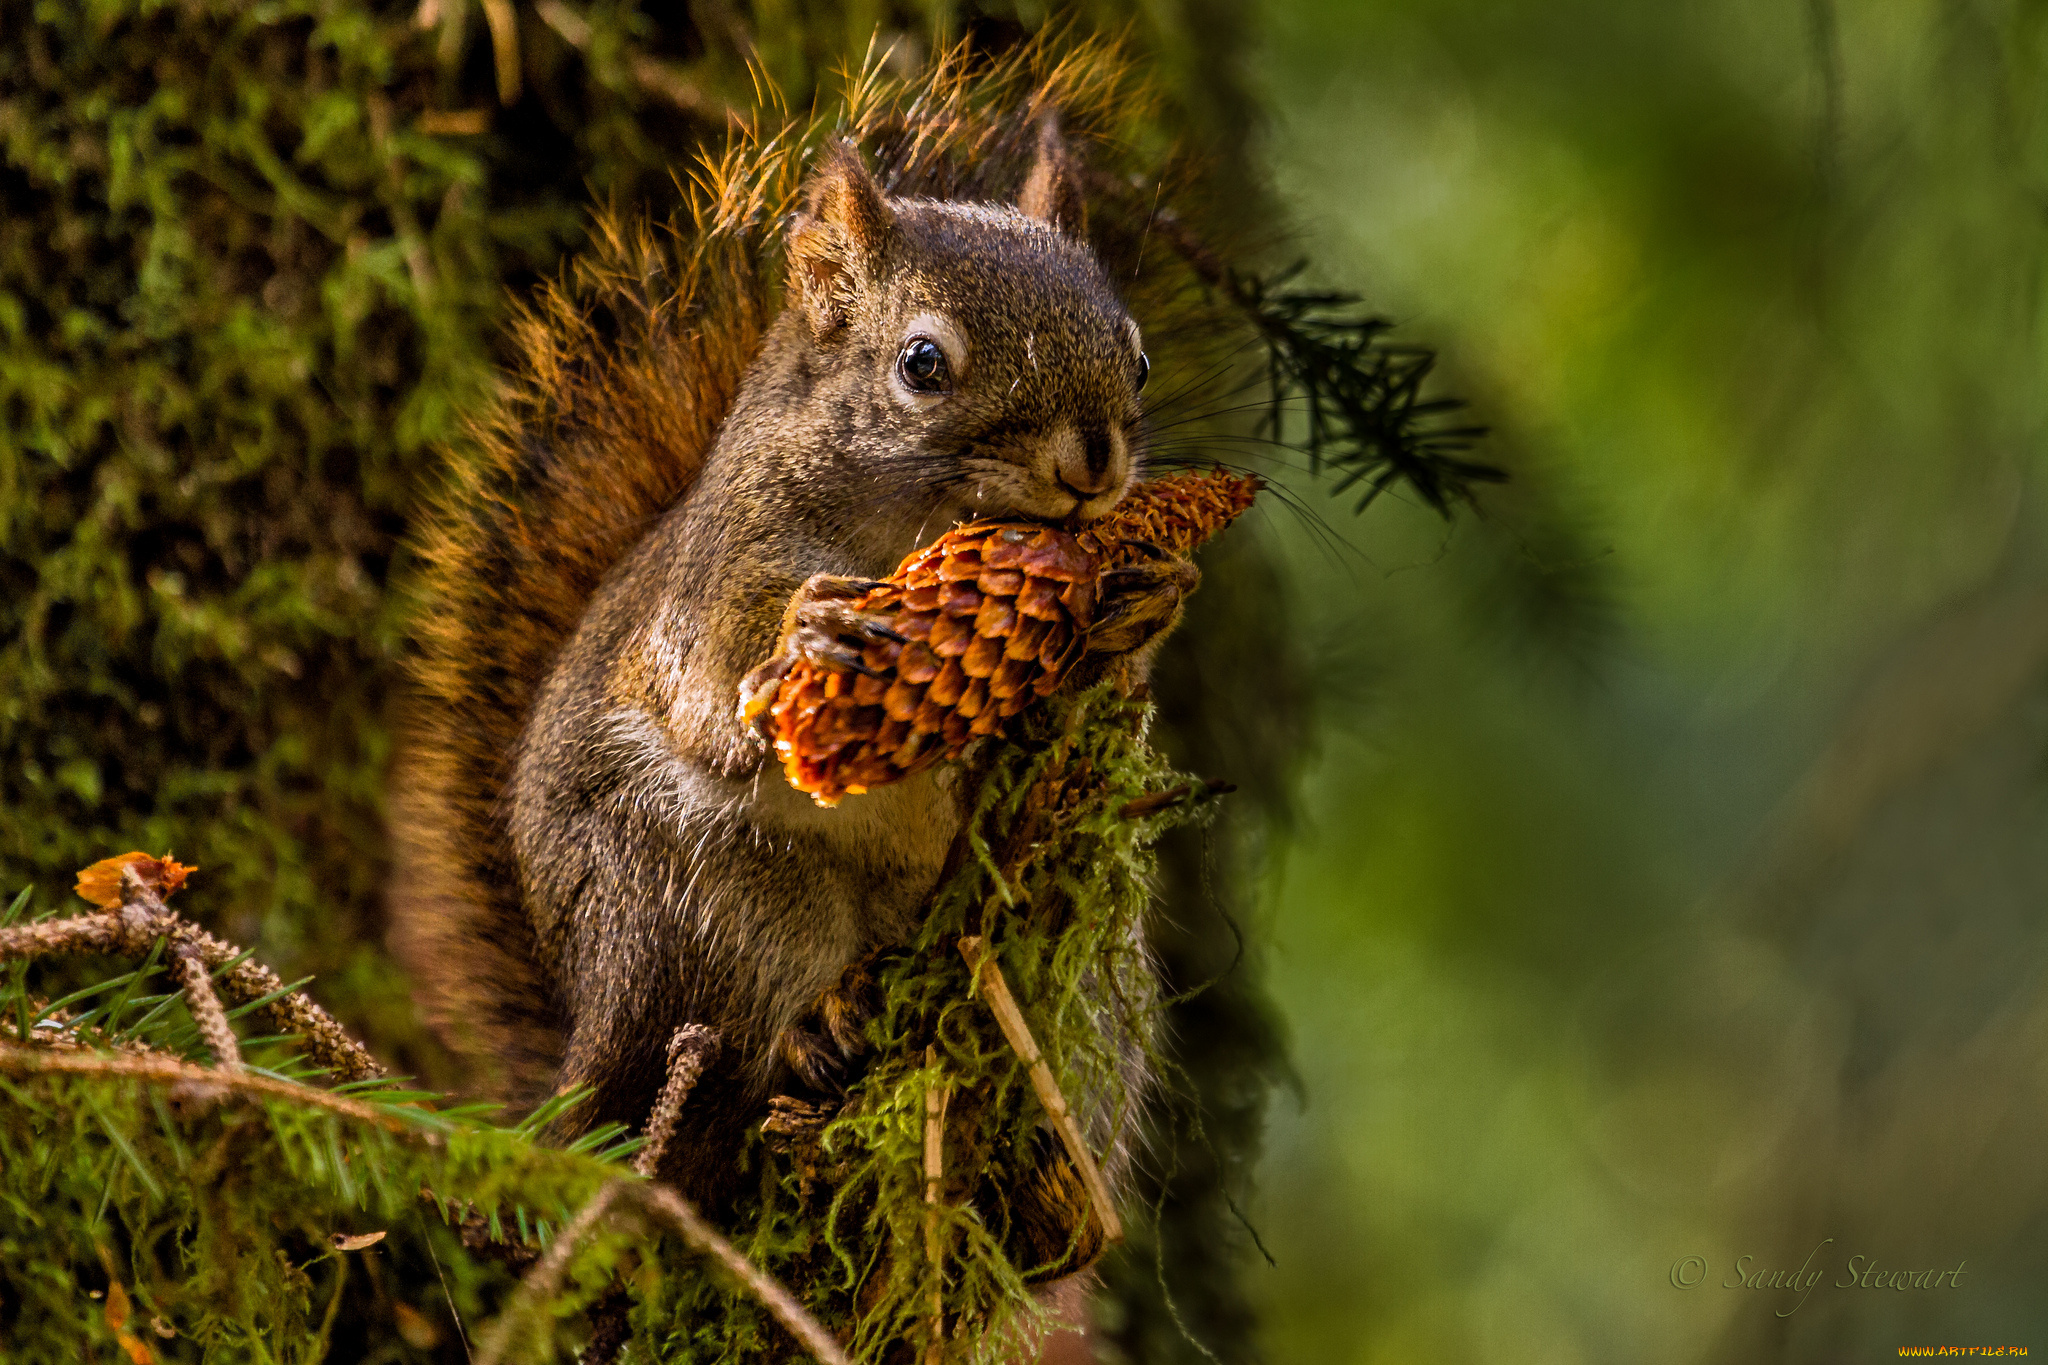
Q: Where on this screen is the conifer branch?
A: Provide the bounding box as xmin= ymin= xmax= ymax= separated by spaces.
xmin=475 ymin=1182 xmax=624 ymax=1365
xmin=0 ymin=1046 xmax=412 ymax=1132
xmin=478 ymin=1022 xmax=844 ymax=1365
xmin=0 ymin=874 xmax=383 ymax=1082
xmin=1081 ymin=165 xmax=1499 ymax=513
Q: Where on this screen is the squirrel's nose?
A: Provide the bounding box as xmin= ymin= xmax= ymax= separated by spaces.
xmin=1053 ymin=425 xmax=1123 ymax=497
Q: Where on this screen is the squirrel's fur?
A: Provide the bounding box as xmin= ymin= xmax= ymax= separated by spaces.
xmin=390 ymin=37 xmax=1175 ymax=1202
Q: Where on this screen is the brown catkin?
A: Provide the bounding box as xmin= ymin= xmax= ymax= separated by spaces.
xmin=748 ymin=469 xmax=1260 ymax=805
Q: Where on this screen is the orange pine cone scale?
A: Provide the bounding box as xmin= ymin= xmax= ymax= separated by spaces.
xmin=743 ymin=469 xmax=1262 ymax=806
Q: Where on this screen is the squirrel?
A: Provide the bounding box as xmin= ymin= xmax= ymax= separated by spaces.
xmin=389 ymin=99 xmax=1193 ymax=1211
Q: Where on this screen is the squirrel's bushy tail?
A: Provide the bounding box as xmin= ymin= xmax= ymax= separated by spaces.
xmin=389 ymin=212 xmax=770 ymax=1096
xmin=389 ymin=34 xmax=1159 ymax=1100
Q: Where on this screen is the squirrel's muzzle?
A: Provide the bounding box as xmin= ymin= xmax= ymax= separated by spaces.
xmin=1049 ymin=422 xmax=1130 ymax=509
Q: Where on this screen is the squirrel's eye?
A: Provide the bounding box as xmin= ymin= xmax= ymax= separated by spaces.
xmin=898 ymin=337 xmax=950 ymax=394
xmin=1135 ymin=351 xmax=1150 ymax=393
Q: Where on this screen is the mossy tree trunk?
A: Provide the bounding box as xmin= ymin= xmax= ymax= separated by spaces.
xmin=1 ymin=3 xmax=1297 ymax=1360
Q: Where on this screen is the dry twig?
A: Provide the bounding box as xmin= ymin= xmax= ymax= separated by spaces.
xmin=635 ymin=1024 xmax=720 ymax=1179
xmin=479 ymin=1023 xmax=842 ymax=1365
xmin=169 ymin=942 xmax=241 ymax=1073
xmin=0 ymin=1046 xmax=411 ymax=1133
xmin=476 ymin=1176 xmax=852 ymax=1365
xmin=474 ymin=1182 xmax=625 ymax=1365
xmin=923 ymin=1044 xmax=952 ymax=1364
xmin=956 ymin=936 xmax=1123 ymax=1245
xmin=478 ymin=0 xmax=521 ymax=104
xmin=584 ymin=1025 xmax=726 ymax=1364
xmin=630 ymin=1181 xmax=852 ymax=1365
xmin=1118 ymin=777 xmax=1236 ymax=821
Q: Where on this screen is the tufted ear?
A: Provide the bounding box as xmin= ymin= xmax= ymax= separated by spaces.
xmin=787 ymin=142 xmax=894 ymax=336
xmin=1016 ymin=116 xmax=1086 ymax=237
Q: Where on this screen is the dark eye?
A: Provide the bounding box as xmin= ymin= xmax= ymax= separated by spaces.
xmin=898 ymin=337 xmax=950 ymax=393
xmin=1135 ymin=351 xmax=1150 ymax=393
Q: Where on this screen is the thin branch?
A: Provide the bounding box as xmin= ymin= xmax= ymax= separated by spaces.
xmin=474 ymin=1166 xmax=848 ymax=1364
xmin=1078 ymin=163 xmax=1498 ymax=515
xmin=475 ymin=1171 xmax=844 ymax=1365
xmin=957 ymin=936 xmax=1124 ymax=1246
xmin=0 ymin=1045 xmax=412 ymax=1133
xmin=169 ymin=943 xmax=241 ymax=1073
xmin=1118 ymin=776 xmax=1236 ymax=821
xmin=923 ymin=1044 xmax=952 ymax=1365
xmin=635 ymin=1024 xmax=720 ymax=1179
xmin=0 ymin=910 xmax=130 ymax=961
xmin=0 ymin=880 xmax=384 ymax=1083
xmin=629 ymin=1181 xmax=853 ymax=1365
xmin=474 ymin=1182 xmax=624 ymax=1365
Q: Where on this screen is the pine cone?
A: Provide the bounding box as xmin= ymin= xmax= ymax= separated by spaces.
xmin=742 ymin=469 xmax=1261 ymax=806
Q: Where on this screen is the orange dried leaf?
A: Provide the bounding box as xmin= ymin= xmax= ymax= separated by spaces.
xmin=75 ymin=852 xmax=197 ymax=909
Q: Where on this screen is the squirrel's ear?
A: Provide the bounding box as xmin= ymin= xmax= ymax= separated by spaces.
xmin=1016 ymin=117 xmax=1086 ymax=237
xmin=788 ymin=143 xmax=893 ymax=336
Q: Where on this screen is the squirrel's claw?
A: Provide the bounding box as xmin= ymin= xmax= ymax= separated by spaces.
xmin=736 ymin=656 xmax=794 ymax=732
xmin=779 ymin=574 xmax=906 ymax=672
xmin=801 ymin=575 xmax=888 ymax=600
xmin=818 ymin=957 xmax=879 ymax=1058
xmin=775 ymin=1025 xmax=849 ymax=1093
xmin=1087 ymin=558 xmax=1200 ymax=657
xmin=787 ymin=621 xmax=891 ymax=675
xmin=739 ymin=576 xmax=908 ymax=732
xmin=774 ymin=955 xmax=881 ymax=1091
xmin=793 ymin=597 xmax=907 ymax=652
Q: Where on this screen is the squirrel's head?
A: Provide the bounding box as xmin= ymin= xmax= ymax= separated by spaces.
xmin=778 ymin=132 xmax=1147 ymax=532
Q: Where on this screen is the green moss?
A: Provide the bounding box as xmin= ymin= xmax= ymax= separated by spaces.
xmin=0 ymin=684 xmax=1213 ymax=1362
xmin=642 ymin=684 xmax=1203 ymax=1360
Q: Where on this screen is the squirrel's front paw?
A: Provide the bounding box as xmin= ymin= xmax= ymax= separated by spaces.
xmin=773 ymin=955 xmax=882 ymax=1091
xmin=1084 ymin=551 xmax=1201 ymax=658
xmin=775 ymin=1026 xmax=849 ymax=1091
xmin=737 ymin=573 xmax=900 ymax=733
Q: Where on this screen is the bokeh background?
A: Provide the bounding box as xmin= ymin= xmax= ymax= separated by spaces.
xmin=1247 ymin=1 xmax=2048 ymax=1360
xmin=4 ymin=0 xmax=2045 ymax=1361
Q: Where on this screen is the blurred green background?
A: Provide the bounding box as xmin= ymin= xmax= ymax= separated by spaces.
xmin=1246 ymin=0 xmax=2048 ymax=1360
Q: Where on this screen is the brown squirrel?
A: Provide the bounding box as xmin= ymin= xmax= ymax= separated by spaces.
xmin=389 ymin=85 xmax=1193 ymax=1208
